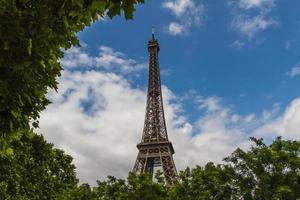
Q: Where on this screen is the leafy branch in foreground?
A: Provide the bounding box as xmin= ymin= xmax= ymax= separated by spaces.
xmin=0 ymin=0 xmax=144 ymax=145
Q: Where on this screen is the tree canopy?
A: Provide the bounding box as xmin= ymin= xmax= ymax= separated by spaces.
xmin=1 ymin=130 xmax=299 ymax=200
xmin=224 ymin=137 xmax=300 ymax=199
xmin=0 ymin=130 xmax=78 ymax=200
xmin=55 ymin=137 xmax=300 ymax=200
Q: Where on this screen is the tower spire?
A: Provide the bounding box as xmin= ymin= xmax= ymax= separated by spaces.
xmin=152 ymin=27 xmax=155 ymax=40
xmin=133 ymin=33 xmax=177 ymax=184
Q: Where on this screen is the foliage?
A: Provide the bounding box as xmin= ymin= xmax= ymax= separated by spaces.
xmin=59 ymin=184 xmax=97 ymax=200
xmin=69 ymin=137 xmax=300 ymax=200
xmin=0 ymin=130 xmax=78 ymax=200
xmin=0 ymin=0 xmax=144 ymax=144
xmin=169 ymin=163 xmax=233 ymax=200
xmin=225 ymin=137 xmax=300 ymax=200
xmin=1 ymin=131 xmax=299 ymax=200
xmin=168 ymin=137 xmax=300 ymax=200
xmin=94 ymin=173 xmax=168 ymax=200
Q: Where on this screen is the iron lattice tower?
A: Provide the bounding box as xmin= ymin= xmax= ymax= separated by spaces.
xmin=133 ymin=31 xmax=177 ymax=184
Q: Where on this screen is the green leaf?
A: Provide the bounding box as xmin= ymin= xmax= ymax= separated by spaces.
xmin=40 ymin=60 xmax=46 ymax=69
xmin=63 ymin=16 xmax=69 ymax=28
xmin=11 ymin=111 xmax=18 ymax=118
xmin=6 ymin=147 xmax=13 ymax=155
xmin=32 ymin=121 xmax=39 ymax=128
xmin=91 ymin=0 xmax=107 ymax=11
xmin=107 ymin=1 xmax=121 ymax=18
xmin=27 ymin=38 xmax=32 ymax=55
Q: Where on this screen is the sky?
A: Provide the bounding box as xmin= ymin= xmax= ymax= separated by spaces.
xmin=38 ymin=0 xmax=300 ymax=184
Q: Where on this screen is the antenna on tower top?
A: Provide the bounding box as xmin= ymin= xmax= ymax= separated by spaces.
xmin=152 ymin=26 xmax=155 ymax=40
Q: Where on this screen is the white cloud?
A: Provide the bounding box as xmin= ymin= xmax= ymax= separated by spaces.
xmin=162 ymin=0 xmax=205 ymax=36
xmin=231 ymin=15 xmax=277 ymax=39
xmin=163 ymin=0 xmax=194 ymax=17
xmin=230 ymin=40 xmax=246 ymax=49
xmin=244 ymin=114 xmax=256 ymax=123
xmin=94 ymin=46 xmax=146 ymax=73
xmin=167 ymin=22 xmax=185 ymax=35
xmin=287 ymin=63 xmax=300 ymax=78
xmin=238 ymin=0 xmax=275 ymax=11
xmin=40 ymin=45 xmax=300 ymax=185
xmin=40 ymin=70 xmax=146 ymax=183
xmin=61 ymin=45 xmax=146 ymax=74
xmin=197 ymin=96 xmax=222 ymax=112
xmin=229 ymin=0 xmax=278 ymax=43
xmin=262 ymin=103 xmax=280 ymax=121
xmin=60 ymin=45 xmax=94 ymax=68
xmin=254 ymin=99 xmax=300 ymax=140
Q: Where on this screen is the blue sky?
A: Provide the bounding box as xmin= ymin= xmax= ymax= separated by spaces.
xmin=78 ymin=0 xmax=300 ymax=118
xmin=39 ymin=0 xmax=300 ymax=184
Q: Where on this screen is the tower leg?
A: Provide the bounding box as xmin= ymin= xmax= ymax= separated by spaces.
xmin=133 ymin=154 xmax=146 ymax=174
xmin=133 ymin=146 xmax=177 ymax=184
xmin=161 ymin=155 xmax=177 ymax=184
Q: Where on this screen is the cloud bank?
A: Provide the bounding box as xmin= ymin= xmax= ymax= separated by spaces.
xmin=39 ymin=45 xmax=300 ymax=185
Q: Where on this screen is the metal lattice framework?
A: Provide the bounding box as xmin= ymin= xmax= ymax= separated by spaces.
xmin=133 ymin=32 xmax=177 ymax=184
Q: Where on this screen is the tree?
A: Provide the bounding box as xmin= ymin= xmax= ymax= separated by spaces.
xmin=168 ymin=164 xmax=233 ymax=200
xmin=95 ymin=176 xmax=128 ymax=199
xmin=167 ymin=137 xmax=300 ymax=200
xmin=126 ymin=172 xmax=168 ymax=200
xmin=225 ymin=137 xmax=300 ymax=200
xmin=59 ymin=183 xmax=97 ymax=200
xmin=45 ymin=137 xmax=299 ymax=200
xmin=0 ymin=130 xmax=78 ymax=200
xmin=94 ymin=173 xmax=167 ymax=200
xmin=0 ymin=0 xmax=144 ymax=145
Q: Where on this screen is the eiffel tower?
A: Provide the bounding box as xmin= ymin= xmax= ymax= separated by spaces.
xmin=133 ymin=29 xmax=177 ymax=184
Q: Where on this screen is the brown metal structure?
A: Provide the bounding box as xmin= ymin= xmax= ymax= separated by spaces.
xmin=133 ymin=31 xmax=177 ymax=184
